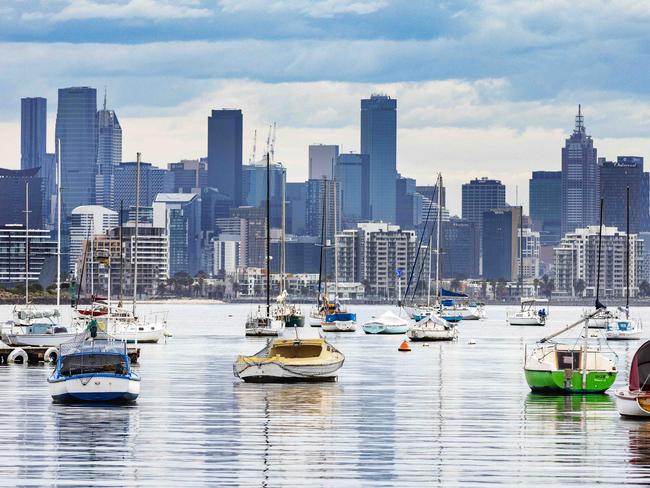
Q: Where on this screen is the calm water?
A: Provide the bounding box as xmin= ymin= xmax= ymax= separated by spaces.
xmin=2 ymin=303 xmax=650 ymax=486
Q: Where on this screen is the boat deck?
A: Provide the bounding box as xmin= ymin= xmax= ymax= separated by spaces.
xmin=0 ymin=344 xmax=141 ymax=365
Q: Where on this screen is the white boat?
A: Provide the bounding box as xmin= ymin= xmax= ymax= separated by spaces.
xmin=321 ymin=315 xmax=357 ymax=332
xmin=245 ymin=307 xmax=282 ymax=336
xmin=581 ymin=308 xmax=618 ymax=328
xmin=507 ymin=298 xmax=549 ymax=326
xmin=3 ymin=306 xmax=79 ymax=347
xmin=406 ymin=314 xmax=457 ymax=341
xmin=362 ymin=311 xmax=410 ymax=334
xmin=48 ymin=332 xmax=140 ymax=403
xmin=606 ymin=317 xmax=642 ymax=341
xmin=616 ymin=340 xmax=650 ymax=417
xmin=234 ymin=337 xmax=344 ymax=382
xmin=457 ymin=303 xmax=487 ymax=320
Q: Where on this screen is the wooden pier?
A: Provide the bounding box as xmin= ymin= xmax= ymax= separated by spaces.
xmin=0 ymin=345 xmax=141 ymax=365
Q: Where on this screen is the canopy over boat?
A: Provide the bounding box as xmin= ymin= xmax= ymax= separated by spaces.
xmin=371 ymin=311 xmax=409 ymax=327
xmin=15 ymin=308 xmax=60 ymax=320
xmin=439 ymin=289 xmax=468 ymax=298
xmin=521 ymin=297 xmax=549 ymax=305
xmin=628 ymin=340 xmax=650 ymax=391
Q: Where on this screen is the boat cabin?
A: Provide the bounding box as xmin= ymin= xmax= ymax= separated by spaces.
xmin=60 ymin=352 xmax=129 ymax=377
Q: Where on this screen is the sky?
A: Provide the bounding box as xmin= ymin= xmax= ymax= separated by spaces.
xmin=1 ymin=0 xmax=650 ymax=214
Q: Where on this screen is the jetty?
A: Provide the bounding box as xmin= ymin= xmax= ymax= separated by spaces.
xmin=0 ymin=344 xmax=141 ymax=365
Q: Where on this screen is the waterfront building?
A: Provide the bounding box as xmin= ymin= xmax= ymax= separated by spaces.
xmin=361 ymin=94 xmax=397 ymax=223
xmin=462 ymin=177 xmax=506 ymax=239
xmin=442 ymin=217 xmax=480 ymax=279
xmin=517 ymin=227 xmax=541 ymax=280
xmin=154 ymin=193 xmax=202 ymax=277
xmin=0 ymin=168 xmax=43 ymax=228
xmin=309 ymin=144 xmax=339 ymax=180
xmin=554 ymin=225 xmax=643 ymax=298
xmin=113 ymin=161 xmax=174 ymax=217
xmin=207 ymin=109 xmax=242 ymax=206
xmin=561 ymin=105 xmax=599 ymax=236
xmin=213 ymin=235 xmax=241 ymax=275
xmin=169 ymin=158 xmax=208 ymax=193
xmin=69 ymin=205 xmax=119 ymax=274
xmin=529 ymin=171 xmax=561 ymax=246
xmin=230 ymin=206 xmax=266 ymax=268
xmin=55 ymin=87 xmax=98 ymax=219
xmin=96 ymin=99 xmax=122 ymax=209
xmin=336 ymin=153 xmax=370 ymax=226
xmin=482 ymin=207 xmax=522 ymax=281
xmin=0 ymin=224 xmax=56 ymax=288
xmin=599 ymin=156 xmax=643 ymax=234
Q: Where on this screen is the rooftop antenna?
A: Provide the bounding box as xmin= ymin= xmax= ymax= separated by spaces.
xmin=270 ymin=122 xmax=277 ymax=164
xmin=103 ymin=86 xmax=107 ymax=111
xmin=575 ymin=104 xmax=584 ymax=132
xmin=249 ymin=129 xmax=257 ymax=164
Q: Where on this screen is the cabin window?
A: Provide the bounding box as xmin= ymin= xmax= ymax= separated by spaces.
xmin=556 ymin=351 xmax=581 ymax=370
xmin=61 ymin=354 xmax=127 ymax=377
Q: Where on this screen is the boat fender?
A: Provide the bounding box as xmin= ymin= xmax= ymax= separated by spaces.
xmin=8 ymin=348 xmax=28 ymax=365
xmin=44 ymin=347 xmax=59 ymax=363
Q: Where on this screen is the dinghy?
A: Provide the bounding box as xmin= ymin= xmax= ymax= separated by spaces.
xmin=406 ymin=314 xmax=457 ymax=342
xmin=362 ymin=311 xmax=410 ymax=335
xmin=616 ymin=340 xmax=650 ymax=417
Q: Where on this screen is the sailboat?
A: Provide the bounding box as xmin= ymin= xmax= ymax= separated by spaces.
xmin=246 ymin=153 xmax=283 ymax=336
xmin=524 ymin=199 xmax=617 ymax=394
xmin=3 ymin=146 xmax=79 ymax=347
xmin=507 ymin=298 xmax=549 ymax=326
xmin=606 ymin=187 xmax=642 ymax=340
xmin=406 ymin=173 xmax=458 ymax=341
xmin=615 ymin=340 xmax=650 ymax=416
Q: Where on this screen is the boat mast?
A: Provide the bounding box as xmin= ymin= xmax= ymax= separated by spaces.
xmin=132 ymin=152 xmax=141 ymax=315
xmin=626 ymin=186 xmax=630 ymax=319
xmin=427 ymin=231 xmax=432 ymax=307
xmin=119 ymin=199 xmax=124 ymax=303
xmin=323 ymin=179 xmax=329 ymax=300
xmin=317 ymin=179 xmax=326 ymax=307
xmin=281 ymin=165 xmax=286 ymax=294
xmin=24 ymin=181 xmax=30 ymax=305
xmin=519 ymin=205 xmax=523 ymax=298
xmin=585 ymin=198 xmax=605 ymax=389
xmin=333 ymin=177 xmax=338 ymax=298
xmin=435 ymin=173 xmax=443 ymax=306
xmin=266 ymin=152 xmax=271 ymax=319
xmin=56 ymin=139 xmax=62 ymax=311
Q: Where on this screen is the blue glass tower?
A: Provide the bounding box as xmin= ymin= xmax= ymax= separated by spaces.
xmin=336 ymin=153 xmax=369 ymax=226
xmin=21 ymin=97 xmax=47 ymax=172
xmin=361 ymin=95 xmax=397 ymax=223
xmin=207 ymin=109 xmax=242 ymax=206
xmin=529 ymin=171 xmax=561 ymax=246
xmin=96 ymin=94 xmax=122 ymax=209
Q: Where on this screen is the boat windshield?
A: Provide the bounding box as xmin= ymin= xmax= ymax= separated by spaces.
xmin=60 ymin=353 xmax=128 ymax=377
xmin=270 ymin=343 xmax=322 ymax=359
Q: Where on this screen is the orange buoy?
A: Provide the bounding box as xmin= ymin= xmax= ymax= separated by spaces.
xmin=398 ymin=340 xmax=411 ymax=352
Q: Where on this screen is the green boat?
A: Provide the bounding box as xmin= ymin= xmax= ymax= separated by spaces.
xmin=524 ymin=310 xmax=618 ymax=394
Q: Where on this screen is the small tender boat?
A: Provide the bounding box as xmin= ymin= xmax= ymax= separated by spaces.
xmin=606 ymin=318 xmax=642 ymax=341
xmin=524 ymin=309 xmax=617 ymax=394
xmin=507 ymin=298 xmax=549 ymax=326
xmin=362 ymin=311 xmax=410 ymax=334
xmin=274 ymin=291 xmax=305 ymax=327
xmin=616 ymin=340 xmax=650 ymax=417
xmin=581 ymin=308 xmax=617 ymax=329
xmin=233 ymin=337 xmax=344 ymax=382
xmin=406 ymin=314 xmax=457 ymax=341
xmin=3 ymin=306 xmax=78 ymax=347
xmin=48 ymin=328 xmax=140 ymax=403
xmin=245 ymin=308 xmax=283 ymax=336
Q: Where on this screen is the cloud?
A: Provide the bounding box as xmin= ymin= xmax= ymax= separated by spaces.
xmin=23 ymin=0 xmax=212 ymax=22
xmin=217 ymin=0 xmax=388 ymax=18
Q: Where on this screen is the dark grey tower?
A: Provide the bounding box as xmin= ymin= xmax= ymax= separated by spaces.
xmin=21 ymin=97 xmax=47 ymax=171
xmin=208 ymin=109 xmax=242 ymax=206
xmin=96 ymin=90 xmax=122 ymax=209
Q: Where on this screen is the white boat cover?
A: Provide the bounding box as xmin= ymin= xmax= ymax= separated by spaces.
xmin=370 ymin=311 xmax=410 ymax=327
xmin=15 ymin=309 xmax=60 ymax=320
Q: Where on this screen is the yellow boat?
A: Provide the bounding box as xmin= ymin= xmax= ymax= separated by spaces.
xmin=233 ymin=338 xmax=344 ymax=382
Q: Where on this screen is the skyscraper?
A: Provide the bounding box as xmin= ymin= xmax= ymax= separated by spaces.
xmin=336 ymin=153 xmax=370 ymax=226
xmin=309 ymin=144 xmax=339 ymax=180
xmin=442 ymin=217 xmax=480 ymax=279
xmin=169 ymin=158 xmax=208 ymax=193
xmin=482 ymin=207 xmax=521 ymax=281
xmin=361 ymin=95 xmax=397 ymax=223
xmin=113 ymin=161 xmax=174 ymax=217
xmin=96 ymin=94 xmax=122 ymax=209
xmin=529 ymin=171 xmax=561 ymax=246
xmin=561 ymin=105 xmax=599 ymax=237
xmin=21 ymin=97 xmax=47 ymax=171
xmin=207 ymin=109 xmax=242 ymax=206
xmin=461 ymin=177 xmax=506 ymax=237
xmin=0 ymin=168 xmax=43 ymax=227
xmin=55 ymin=87 xmax=98 ymax=219
xmin=599 ymin=156 xmax=643 ymax=234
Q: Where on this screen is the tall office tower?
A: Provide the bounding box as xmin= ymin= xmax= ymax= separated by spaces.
xmin=230 ymin=206 xmax=266 ymax=268
xmin=306 ymin=179 xmax=339 ymax=239
xmin=599 ymin=156 xmax=643 ymax=234
xmin=442 ymin=217 xmax=480 ymax=279
xmin=200 ymin=187 xmax=233 ymax=233
xmin=642 ymin=172 xmax=650 ymax=232
xmin=113 ymin=161 xmax=174 ymax=218
xmin=241 ymin=161 xmax=285 ymax=228
xmin=169 ymin=158 xmax=208 ymax=193
xmin=395 ymin=176 xmax=422 ymax=231
xmin=309 ymin=144 xmax=339 ymax=180
xmin=561 ymin=105 xmax=599 ymax=237
xmin=0 ymin=168 xmax=43 ymax=227
xmin=361 ymin=94 xmax=397 ymax=223
xmin=482 ymin=207 xmax=522 ymax=281
xmin=529 ymin=171 xmax=562 ymax=246
xmin=96 ymin=95 xmax=122 ymax=209
xmin=461 ymin=177 xmax=506 ymax=238
xmin=207 ymin=109 xmax=242 ymax=206
xmin=336 ymin=153 xmax=370 ymax=227
xmin=21 ymin=97 xmax=47 ymax=171
xmin=286 ymin=182 xmax=307 ymax=235
xmin=55 ymin=87 xmax=98 ymax=220
xmin=154 ymin=193 xmax=202 ymax=277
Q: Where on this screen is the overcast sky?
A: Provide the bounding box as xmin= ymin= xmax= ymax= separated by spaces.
xmin=1 ymin=0 xmax=650 ymax=214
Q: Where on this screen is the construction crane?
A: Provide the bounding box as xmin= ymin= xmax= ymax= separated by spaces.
xmin=270 ymin=122 xmax=277 ymax=163
xmin=248 ymin=129 xmax=257 ymax=164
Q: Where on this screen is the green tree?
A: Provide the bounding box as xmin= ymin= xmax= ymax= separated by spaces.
xmin=639 ymin=280 xmax=650 ymax=297
xmin=573 ymin=279 xmax=586 ymax=297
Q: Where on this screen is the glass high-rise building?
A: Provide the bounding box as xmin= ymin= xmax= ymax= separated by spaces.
xmin=461 ymin=177 xmax=506 ymax=237
xmin=55 ymin=87 xmax=98 ymax=219
xmin=113 ymin=161 xmax=174 ymax=219
xmin=96 ymin=96 xmax=122 ymax=210
xmin=361 ymin=95 xmax=397 ymax=223
xmin=207 ymin=109 xmax=242 ymax=206
xmin=561 ymin=105 xmax=599 ymax=236
xmin=599 ymin=156 xmax=644 ymax=234
xmin=336 ymin=153 xmax=370 ymax=227
xmin=529 ymin=171 xmax=561 ymax=246
xmin=21 ymin=97 xmax=47 ymax=172
xmin=482 ymin=207 xmax=521 ymax=281
xmin=241 ymin=161 xmax=285 ymax=228
xmin=309 ymin=144 xmax=339 ymax=180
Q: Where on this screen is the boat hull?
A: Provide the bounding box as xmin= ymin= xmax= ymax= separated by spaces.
xmin=606 ymin=331 xmax=642 ymax=340
xmin=616 ymin=389 xmax=650 ymax=417
xmin=111 ymin=328 xmax=166 ymax=343
xmin=322 ymin=321 xmax=356 ymax=332
xmin=508 ymin=318 xmax=545 ymax=326
xmin=524 ymin=368 xmax=617 ymax=394
xmin=407 ymin=329 xmax=457 ymax=341
xmin=234 ymin=359 xmax=343 ymax=382
xmin=245 ymin=328 xmax=280 ymax=336
xmin=362 ymin=324 xmax=408 ymax=335
xmin=3 ymin=333 xmax=79 ymax=347
xmin=49 ymin=375 xmax=140 ymax=403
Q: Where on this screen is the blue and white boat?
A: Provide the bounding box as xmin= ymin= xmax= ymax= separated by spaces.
xmin=48 ymin=329 xmax=140 ymax=403
xmin=362 ymin=311 xmax=410 ymax=334
xmin=322 ymin=303 xmax=357 ymax=332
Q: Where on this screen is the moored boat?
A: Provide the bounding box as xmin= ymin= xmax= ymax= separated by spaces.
xmin=406 ymin=314 xmax=457 ymax=342
xmin=606 ymin=317 xmax=642 ymax=341
xmin=507 ymin=298 xmax=548 ymax=326
xmin=616 ymin=340 xmax=650 ymax=417
xmin=362 ymin=311 xmax=410 ymax=335
xmin=233 ymin=337 xmax=344 ymax=382
xmin=321 ymin=311 xmax=357 ymax=332
xmin=3 ymin=306 xmax=78 ymax=347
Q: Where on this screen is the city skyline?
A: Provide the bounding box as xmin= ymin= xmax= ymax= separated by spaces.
xmin=2 ymin=1 xmax=650 ymax=214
